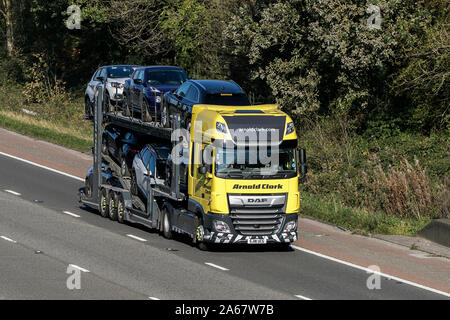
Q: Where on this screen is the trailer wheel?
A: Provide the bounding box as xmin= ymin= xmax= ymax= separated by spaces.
xmin=99 ymin=188 xmax=109 ymax=218
xmin=117 ymin=194 xmax=125 ymax=223
xmin=161 ymin=207 xmax=173 ymax=239
xmin=108 ymin=191 xmax=118 ymax=221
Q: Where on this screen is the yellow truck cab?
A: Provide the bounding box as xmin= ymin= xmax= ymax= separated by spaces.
xmin=187 ymin=104 xmax=301 ymax=245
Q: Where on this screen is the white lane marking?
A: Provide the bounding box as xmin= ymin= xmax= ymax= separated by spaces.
xmin=69 ymin=264 xmax=90 ymax=273
xmin=205 ymin=262 xmax=229 ymax=271
xmin=0 ymin=151 xmax=84 ymax=182
xmin=63 ymin=211 xmax=81 ymax=218
xmin=295 ymin=294 xmax=312 ymax=300
xmin=4 ymin=189 xmax=21 ymax=196
xmin=148 ymin=297 xmax=160 ymax=300
xmin=0 ymin=236 xmax=17 ymax=243
xmin=291 ymin=245 xmax=450 ymax=298
xmin=126 ymin=234 xmax=147 ymax=242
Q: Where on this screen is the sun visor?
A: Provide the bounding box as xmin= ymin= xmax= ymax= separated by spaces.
xmin=222 ymin=116 xmax=286 ymax=144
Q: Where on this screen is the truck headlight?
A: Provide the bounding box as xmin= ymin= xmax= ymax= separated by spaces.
xmin=285 ymin=122 xmax=295 ymax=135
xmin=216 ymin=122 xmax=228 ymax=134
xmin=213 ymin=220 xmax=231 ymax=233
xmin=283 ymin=220 xmax=297 ymax=232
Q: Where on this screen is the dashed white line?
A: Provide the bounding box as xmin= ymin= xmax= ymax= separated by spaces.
xmin=63 ymin=211 xmax=81 ymax=218
xmin=291 ymin=245 xmax=450 ymax=298
xmin=126 ymin=234 xmax=147 ymax=242
xmin=0 ymin=151 xmax=84 ymax=182
xmin=0 ymin=236 xmax=17 ymax=243
xmin=148 ymin=297 xmax=160 ymax=300
xmin=69 ymin=264 xmax=90 ymax=273
xmin=4 ymin=189 xmax=21 ymax=196
xmin=205 ymin=262 xmax=229 ymax=271
xmin=295 ymin=294 xmax=312 ymax=300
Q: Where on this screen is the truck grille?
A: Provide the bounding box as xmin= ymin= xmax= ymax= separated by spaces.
xmin=228 ymin=194 xmax=286 ymax=236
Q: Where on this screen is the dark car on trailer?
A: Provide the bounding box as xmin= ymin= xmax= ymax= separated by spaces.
xmin=101 ymin=124 xmax=143 ymax=177
xmin=122 ymin=66 xmax=188 ymax=122
xmin=161 ymin=79 xmax=250 ymax=128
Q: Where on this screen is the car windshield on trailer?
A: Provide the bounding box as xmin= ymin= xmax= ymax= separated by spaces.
xmin=106 ymin=66 xmax=136 ymax=78
xmin=145 ymin=69 xmax=188 ymax=86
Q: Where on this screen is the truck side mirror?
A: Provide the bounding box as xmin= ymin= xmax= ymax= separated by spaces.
xmin=299 ymin=148 xmax=306 ymax=165
xmin=298 ymin=148 xmax=307 ymax=179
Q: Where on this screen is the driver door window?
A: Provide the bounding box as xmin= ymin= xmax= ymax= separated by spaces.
xmin=176 ymin=82 xmax=190 ymax=99
xmin=185 ymin=86 xmax=199 ymax=103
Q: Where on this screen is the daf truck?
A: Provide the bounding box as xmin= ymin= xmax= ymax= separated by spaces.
xmin=79 ymin=83 xmax=306 ymax=249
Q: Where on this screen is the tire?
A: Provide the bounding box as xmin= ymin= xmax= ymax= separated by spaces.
xmin=122 ymin=94 xmax=131 ymax=117
xmin=85 ymin=97 xmax=93 ymax=118
xmin=105 ymin=94 xmax=113 ymax=113
xmin=130 ymin=171 xmax=138 ymax=196
xmin=161 ymin=207 xmax=173 ymax=239
xmin=108 ymin=191 xmax=118 ymax=221
xmin=117 ymin=193 xmax=125 ymax=223
xmin=99 ymin=188 xmax=109 ymax=218
xmin=194 ymin=216 xmax=210 ymax=251
xmin=119 ymin=150 xmax=129 ymax=177
xmin=161 ymin=96 xmax=171 ymax=128
xmin=101 ymin=136 xmax=108 ymax=155
xmin=141 ymin=100 xmax=152 ymax=122
xmin=85 ymin=175 xmax=92 ymax=198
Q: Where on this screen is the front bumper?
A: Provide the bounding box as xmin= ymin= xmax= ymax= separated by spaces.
xmin=201 ymin=212 xmax=298 ymax=244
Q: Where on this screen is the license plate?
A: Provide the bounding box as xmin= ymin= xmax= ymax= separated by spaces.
xmin=247 ymin=238 xmax=267 ymax=244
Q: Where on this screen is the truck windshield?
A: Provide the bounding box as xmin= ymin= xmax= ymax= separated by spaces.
xmin=215 ymin=146 xmax=297 ymax=179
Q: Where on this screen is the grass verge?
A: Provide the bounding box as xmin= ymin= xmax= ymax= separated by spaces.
xmin=301 ymin=192 xmax=431 ymax=236
xmin=0 ymin=111 xmax=92 ymax=152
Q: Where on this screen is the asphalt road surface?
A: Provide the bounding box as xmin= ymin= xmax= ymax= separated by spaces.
xmin=0 ymin=153 xmax=448 ymax=300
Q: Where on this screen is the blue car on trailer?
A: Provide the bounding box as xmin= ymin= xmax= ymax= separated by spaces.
xmin=122 ymin=66 xmax=188 ymax=122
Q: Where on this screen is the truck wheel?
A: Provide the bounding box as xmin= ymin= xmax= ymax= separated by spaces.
xmin=99 ymin=188 xmax=109 ymax=218
xmin=161 ymin=207 xmax=173 ymax=239
xmin=131 ymin=171 xmax=138 ymax=196
xmin=194 ymin=216 xmax=210 ymax=251
xmin=108 ymin=191 xmax=118 ymax=221
xmin=117 ymin=194 xmax=125 ymax=224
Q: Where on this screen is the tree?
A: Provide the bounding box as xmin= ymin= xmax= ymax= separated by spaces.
xmin=1 ymin=0 xmax=15 ymax=57
xmin=225 ymin=0 xmax=434 ymax=129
